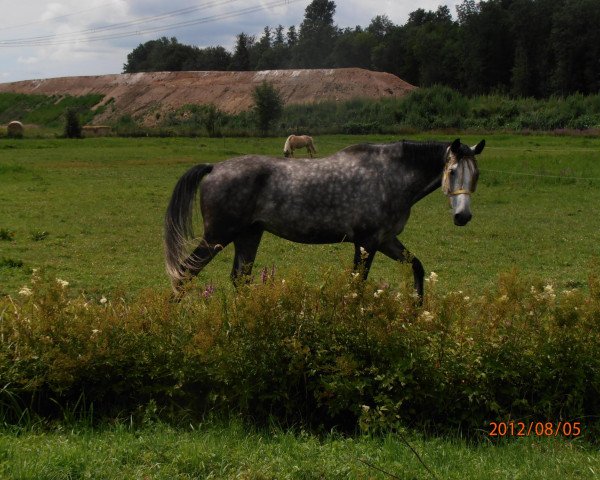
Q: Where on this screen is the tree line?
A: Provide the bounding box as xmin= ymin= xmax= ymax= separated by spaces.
xmin=124 ymin=0 xmax=600 ymax=98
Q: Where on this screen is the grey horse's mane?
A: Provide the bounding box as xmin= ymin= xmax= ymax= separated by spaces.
xmin=342 ymin=140 xmax=448 ymax=167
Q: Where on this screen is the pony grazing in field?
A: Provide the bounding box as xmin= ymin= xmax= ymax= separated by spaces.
xmin=164 ymin=138 xmax=485 ymax=299
xmin=283 ymin=134 xmax=317 ymax=157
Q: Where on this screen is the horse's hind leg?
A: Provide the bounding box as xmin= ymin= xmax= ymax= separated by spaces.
xmin=378 ymin=237 xmax=425 ymax=302
xmin=231 ymin=225 xmax=264 ymax=286
xmin=174 ymin=237 xmax=229 ymax=293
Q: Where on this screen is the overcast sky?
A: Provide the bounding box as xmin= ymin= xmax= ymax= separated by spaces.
xmin=0 ymin=0 xmax=460 ymax=83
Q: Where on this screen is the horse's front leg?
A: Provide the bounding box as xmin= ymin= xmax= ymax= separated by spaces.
xmin=378 ymin=237 xmax=425 ymax=302
xmin=352 ymin=242 xmax=377 ymax=279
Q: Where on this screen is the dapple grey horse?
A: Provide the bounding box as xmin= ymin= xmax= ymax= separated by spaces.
xmin=164 ymin=138 xmax=485 ymax=298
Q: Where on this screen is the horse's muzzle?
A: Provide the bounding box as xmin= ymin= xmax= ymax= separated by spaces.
xmin=454 ymin=212 xmax=472 ymax=226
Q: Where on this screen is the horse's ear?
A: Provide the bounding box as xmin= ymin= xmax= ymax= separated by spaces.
xmin=472 ymin=139 xmax=485 ymax=155
xmin=450 ymin=138 xmax=461 ymax=154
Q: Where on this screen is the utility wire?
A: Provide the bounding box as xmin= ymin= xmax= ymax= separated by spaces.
xmin=0 ymin=0 xmax=303 ymax=47
xmin=0 ymin=2 xmax=119 ymax=32
xmin=0 ymin=0 xmax=241 ymax=45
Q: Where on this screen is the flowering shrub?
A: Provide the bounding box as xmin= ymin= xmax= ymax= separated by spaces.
xmin=0 ymin=268 xmax=598 ymax=438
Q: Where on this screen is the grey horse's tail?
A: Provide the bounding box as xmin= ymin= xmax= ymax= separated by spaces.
xmin=164 ymin=163 xmax=214 ymax=287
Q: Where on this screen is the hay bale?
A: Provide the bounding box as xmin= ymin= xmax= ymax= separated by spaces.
xmin=7 ymin=121 xmax=24 ymax=138
xmin=81 ymin=125 xmax=112 ymax=137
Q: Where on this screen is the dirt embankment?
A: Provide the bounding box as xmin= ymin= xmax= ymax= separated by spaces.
xmin=0 ymin=68 xmax=416 ymax=125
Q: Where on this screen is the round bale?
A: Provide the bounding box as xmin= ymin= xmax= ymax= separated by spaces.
xmin=7 ymin=121 xmax=24 ymax=138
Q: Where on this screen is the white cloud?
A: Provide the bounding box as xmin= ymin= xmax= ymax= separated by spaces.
xmin=0 ymin=0 xmax=461 ymax=82
xmin=17 ymin=56 xmax=39 ymax=65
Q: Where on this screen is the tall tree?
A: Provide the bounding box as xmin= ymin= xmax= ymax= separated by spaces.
xmin=123 ymin=37 xmax=196 ymax=72
xmin=274 ymin=25 xmax=285 ymax=46
xmin=508 ymin=0 xmax=551 ymax=96
xmin=295 ymin=0 xmax=338 ymax=67
xmin=330 ymin=28 xmax=375 ymax=69
xmin=229 ymin=33 xmax=252 ymax=71
xmin=252 ymin=26 xmax=273 ymax=69
xmin=550 ymin=0 xmax=600 ymax=95
xmin=367 ymin=15 xmax=394 ymax=40
xmin=286 ymin=25 xmax=298 ymax=47
xmin=181 ymin=46 xmax=232 ymax=71
xmin=404 ymin=6 xmax=461 ymax=88
xmin=457 ymin=0 xmax=514 ymax=94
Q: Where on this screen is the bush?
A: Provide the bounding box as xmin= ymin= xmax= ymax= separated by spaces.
xmin=252 ymin=81 xmax=283 ymax=136
xmin=63 ymin=108 xmax=82 ymax=138
xmin=1 ymin=269 xmax=599 ymax=438
xmin=395 ymin=85 xmax=469 ymax=130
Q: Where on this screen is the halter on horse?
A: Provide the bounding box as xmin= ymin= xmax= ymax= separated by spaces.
xmin=164 ymin=138 xmax=485 ymax=300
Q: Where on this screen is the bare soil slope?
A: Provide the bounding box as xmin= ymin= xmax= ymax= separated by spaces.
xmin=0 ymin=68 xmax=415 ymax=125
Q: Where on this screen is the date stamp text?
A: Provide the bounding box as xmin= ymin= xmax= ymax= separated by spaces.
xmin=488 ymin=421 xmax=582 ymax=437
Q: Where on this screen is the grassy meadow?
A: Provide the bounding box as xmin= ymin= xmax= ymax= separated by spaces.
xmin=2 ymin=133 xmax=600 ymax=297
xmin=1 ymin=133 xmax=600 ymax=478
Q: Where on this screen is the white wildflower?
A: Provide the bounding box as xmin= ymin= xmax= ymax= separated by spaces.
xmin=426 ymin=271 xmax=438 ymax=284
xmin=361 ymin=405 xmax=370 ymax=412
xmin=19 ymin=286 xmax=33 ymax=296
xmin=542 ymin=284 xmax=556 ymax=300
xmin=100 ymin=296 xmax=107 ymax=304
xmin=374 ymin=289 xmax=384 ymax=298
xmin=359 ymin=246 xmax=368 ymax=260
xmin=463 ymin=296 xmax=470 ymax=302
xmin=56 ymin=278 xmax=69 ymax=288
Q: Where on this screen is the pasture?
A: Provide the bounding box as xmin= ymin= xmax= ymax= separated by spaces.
xmin=1 ymin=134 xmax=600 ymax=296
xmin=1 ymin=134 xmax=600 ymax=478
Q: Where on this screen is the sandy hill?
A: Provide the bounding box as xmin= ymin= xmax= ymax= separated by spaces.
xmin=0 ymin=68 xmax=415 ymax=125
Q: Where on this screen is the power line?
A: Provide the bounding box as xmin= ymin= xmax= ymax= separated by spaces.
xmin=0 ymin=2 xmax=120 ymax=32
xmin=0 ymin=0 xmax=304 ymax=47
xmin=0 ymin=0 xmax=241 ymax=46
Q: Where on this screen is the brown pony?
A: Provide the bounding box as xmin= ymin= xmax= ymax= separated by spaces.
xmin=283 ymin=135 xmax=316 ymax=158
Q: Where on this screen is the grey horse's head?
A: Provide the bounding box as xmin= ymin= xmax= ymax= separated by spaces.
xmin=443 ymin=138 xmax=485 ymax=226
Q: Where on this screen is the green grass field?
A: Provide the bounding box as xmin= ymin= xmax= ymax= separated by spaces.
xmin=1 ymin=134 xmax=600 ymax=478
xmin=1 ymin=134 xmax=600 ymax=297
xmin=1 ymin=422 xmax=598 ymax=479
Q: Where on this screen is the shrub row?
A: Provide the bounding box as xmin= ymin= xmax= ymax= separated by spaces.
xmin=162 ymin=87 xmax=600 ymax=136
xmin=4 ymin=88 xmax=600 ymax=138
xmin=1 ymin=268 xmax=599 ymax=438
